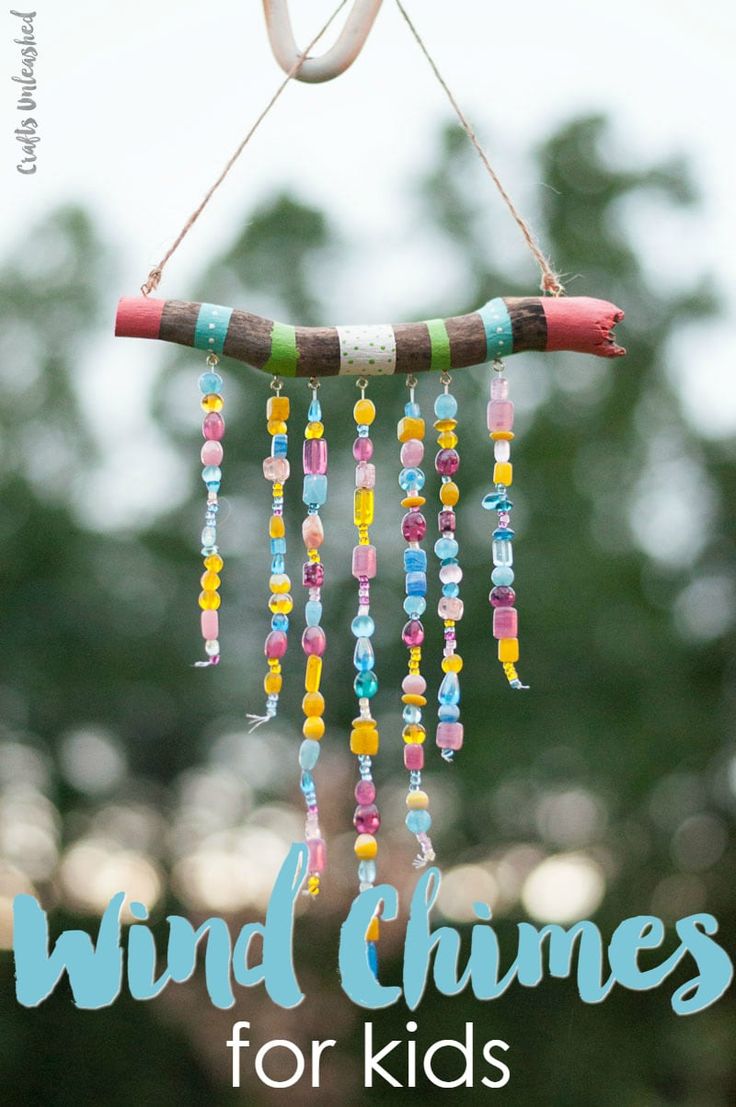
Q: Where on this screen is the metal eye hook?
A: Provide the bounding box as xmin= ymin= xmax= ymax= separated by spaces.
xmin=262 ymin=0 xmax=383 ymax=84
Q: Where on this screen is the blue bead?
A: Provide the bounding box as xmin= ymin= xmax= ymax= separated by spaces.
xmin=354 ymin=670 xmax=378 ymax=698
xmin=351 ymin=614 xmax=375 ymax=638
xmin=404 ymin=401 xmax=421 ymax=418
xmin=406 ymin=810 xmax=432 ymax=834
xmin=303 ymin=474 xmax=327 ymax=506
xmin=439 ymin=671 xmax=460 ymax=705
xmin=199 ymin=370 xmax=223 ymax=394
xmin=353 ymin=637 xmax=375 ymax=672
xmin=308 ymin=396 xmax=322 ymax=422
xmin=492 ymin=566 xmax=515 ymax=586
xmin=271 ymin=614 xmax=289 ymax=631
xmin=434 ymin=537 xmax=459 ymax=560
xmin=442 ymin=582 xmax=460 ymax=598
xmin=406 ymin=571 xmax=427 ymax=596
xmin=299 ymin=771 xmax=314 ymax=795
xmin=439 ymin=704 xmax=460 ymax=722
xmin=493 ymin=527 xmax=515 ymax=541
xmin=272 ymin=434 xmax=288 ymax=457
xmin=482 ymin=492 xmax=513 ymax=512
xmin=404 ymin=595 xmax=426 ymax=616
xmin=492 ymin=539 xmax=513 ymax=566
xmin=271 ymin=555 xmax=285 ymax=574
xmin=367 ymin=940 xmax=379 ymax=976
xmin=305 ymin=600 xmax=322 ymax=627
xmin=270 ymin=538 xmax=286 ymax=554
xmin=299 ymin=740 xmax=321 ymax=770
xmin=404 ymin=548 xmax=427 ymax=572
xmin=201 ymin=465 xmax=222 ymax=488
xmin=399 ymin=467 xmax=425 ymax=491
xmin=403 ymin=705 xmax=422 ymax=724
xmin=434 ymin=392 xmax=458 ymax=419
xmin=358 ymin=860 xmax=376 ymax=884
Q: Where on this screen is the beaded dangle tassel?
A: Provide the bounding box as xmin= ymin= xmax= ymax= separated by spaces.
xmin=482 ymin=360 xmax=528 ymax=689
xmin=248 ymin=380 xmax=292 ymax=727
xmin=433 ymin=372 xmax=465 ymax=760
xmin=299 ymin=380 xmax=329 ymax=896
xmin=397 ymin=377 xmax=435 ymax=868
xmin=196 ymin=353 xmax=226 ymax=666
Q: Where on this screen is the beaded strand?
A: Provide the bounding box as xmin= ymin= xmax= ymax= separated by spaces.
xmin=298 ymin=380 xmax=329 ymax=896
xmin=196 ymin=353 xmax=225 ymax=667
xmin=247 ymin=379 xmax=292 ymax=726
xmin=482 ymin=360 xmax=528 ymax=689
xmin=397 ymin=377 xmax=435 ymax=869
xmin=433 ymin=372 xmax=465 ymax=760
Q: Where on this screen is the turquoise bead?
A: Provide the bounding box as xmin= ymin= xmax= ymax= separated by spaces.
xmin=308 ymin=396 xmax=322 ymax=421
xmin=493 ymin=527 xmax=515 ymax=541
xmin=434 ymin=392 xmax=458 ymax=419
xmin=351 ymin=614 xmax=375 ymax=638
xmin=300 ymin=771 xmax=314 ymax=795
xmin=305 ymin=600 xmax=323 ymax=627
xmin=271 ymin=554 xmax=285 ymax=574
xmin=439 ymin=704 xmax=460 ymax=721
xmin=403 ymin=705 xmax=422 ymax=724
xmin=270 ymin=538 xmax=286 ymax=554
xmin=303 ymin=474 xmax=327 ymax=506
xmin=199 ymin=370 xmax=223 ymax=394
xmin=482 ymin=492 xmax=513 ymax=512
xmin=404 ymin=595 xmax=426 ymax=616
xmin=492 ymin=566 xmax=514 ymax=586
xmin=404 ymin=401 xmax=421 ymax=418
xmin=438 ymin=671 xmax=460 ymax=705
xmin=442 ymin=582 xmax=460 ymax=597
xmin=406 ymin=809 xmax=432 ymax=834
xmin=354 ymin=670 xmax=378 ymax=698
xmin=353 ymin=637 xmax=375 ymax=672
xmin=399 ymin=467 xmax=425 ymax=491
xmin=435 ymin=537 xmax=459 ymax=560
xmin=271 ymin=614 xmax=289 ymax=631
xmin=299 ymin=740 xmax=321 ymax=770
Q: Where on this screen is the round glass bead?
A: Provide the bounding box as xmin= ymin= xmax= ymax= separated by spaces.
xmin=265 ymin=630 xmax=287 ymax=658
xmin=402 ymin=512 xmax=426 ymax=542
xmin=439 ymin=563 xmax=462 ymax=584
xmin=202 ymin=412 xmax=225 ymax=440
xmin=354 ymin=670 xmax=378 ymax=698
xmin=490 ymin=585 xmax=516 ymax=607
xmin=404 ymin=401 xmax=421 ymax=418
xmin=438 ymin=703 xmax=460 ymax=722
xmin=302 ymin=625 xmax=326 ymax=656
xmin=201 ymin=393 xmax=224 ymax=412
xmin=354 ymin=804 xmax=381 ymax=834
xmin=403 ymin=705 xmax=422 ymax=724
xmin=403 ymin=595 xmax=426 ymax=616
xmin=442 ymin=582 xmax=460 ymax=598
xmin=434 ymin=537 xmax=459 ymax=560
xmin=401 ymin=439 xmax=424 ymax=467
xmin=434 ymin=392 xmax=458 ymax=419
xmin=406 ymin=809 xmax=432 ymax=834
xmin=351 ymin=614 xmax=375 ymax=638
xmin=353 ymin=437 xmax=373 ymax=461
xmin=271 ymin=614 xmax=289 ymax=631
xmin=491 ymin=566 xmax=515 ymax=586
xmin=199 ymin=370 xmax=223 ymax=394
xmin=399 ymin=467 xmax=425 ymax=491
xmin=201 ymin=440 xmax=223 ymax=466
xmin=435 ymin=448 xmax=459 ymax=476
xmin=355 ymin=779 xmax=376 ymax=804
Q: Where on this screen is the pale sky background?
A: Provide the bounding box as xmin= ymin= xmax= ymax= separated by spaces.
xmin=2 ymin=0 xmax=736 ymax=525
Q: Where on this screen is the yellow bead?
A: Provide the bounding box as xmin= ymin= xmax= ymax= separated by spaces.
xmin=351 ymin=715 xmax=377 ymax=729
xmin=198 ymin=589 xmax=221 ymax=610
xmin=350 ymin=728 xmax=379 ymax=755
xmin=264 ymin=672 xmax=282 ymax=694
xmin=200 ymin=570 xmax=221 ymax=590
xmin=491 ymin=430 xmax=515 ymax=441
xmin=268 ymin=659 xmax=281 ymax=671
xmin=433 ymin=419 xmax=457 ymax=432
xmin=353 ymin=398 xmax=376 ymax=426
xmin=267 ymin=418 xmax=287 ymax=436
xmin=267 ymin=395 xmax=290 ymax=422
xmin=442 ymin=654 xmax=463 ymax=672
xmin=406 ymin=790 xmax=429 ymax=810
xmin=438 ymin=432 xmax=458 ymax=449
xmin=303 ymin=716 xmax=325 ymax=740
xmin=401 ymin=495 xmax=426 ymax=509
xmin=401 ymin=693 xmax=427 ymax=706
xmin=402 ymin=724 xmax=426 ymax=745
xmin=302 ymin=692 xmax=325 ymax=717
xmin=397 ymin=416 xmax=425 ymax=442
xmin=305 ymin=654 xmax=322 ymax=693
xmin=201 ymin=393 xmax=224 ymax=412
xmin=269 ymin=573 xmax=291 ymax=594
xmin=354 ymin=488 xmax=374 ymax=527
xmin=440 ymin=481 xmax=460 ymax=506
xmin=268 ymin=593 xmax=293 ymax=614
xmin=204 ymin=554 xmax=223 ymax=572
xmin=269 ymin=515 xmax=285 ymax=539
xmin=354 ymin=834 xmax=378 ymax=860
xmin=494 ymin=462 xmax=513 ymax=486
xmin=306 ymin=421 xmax=324 ymax=439
xmin=498 ymin=637 xmax=519 ymax=663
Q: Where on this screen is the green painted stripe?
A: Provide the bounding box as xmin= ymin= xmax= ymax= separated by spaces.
xmin=194 ymin=302 xmax=232 ymax=354
xmin=263 ymin=321 xmax=299 ymax=377
xmin=426 ymin=317 xmax=452 ymax=372
xmin=477 ymin=298 xmax=514 ymax=360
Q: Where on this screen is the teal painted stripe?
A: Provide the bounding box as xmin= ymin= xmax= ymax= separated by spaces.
xmin=194 ymin=302 xmax=233 ymax=355
xmin=426 ymin=317 xmax=452 ymax=372
xmin=478 ymin=298 xmax=514 ymax=360
xmin=263 ymin=321 xmax=298 ymax=377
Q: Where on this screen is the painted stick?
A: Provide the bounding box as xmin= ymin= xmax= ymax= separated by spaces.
xmin=115 ymin=295 xmax=625 ymax=377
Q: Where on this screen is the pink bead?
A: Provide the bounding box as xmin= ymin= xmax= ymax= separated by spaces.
xmin=402 ymin=512 xmax=426 ymax=542
xmin=352 ymin=544 xmax=377 ymax=580
xmin=493 ymin=606 xmax=518 ymax=638
xmin=355 ymin=779 xmax=376 ymax=804
xmin=402 ymin=619 xmax=424 ymax=647
xmin=489 ymin=585 xmax=516 ymax=607
xmin=355 ymin=462 xmax=376 ymax=490
xmin=402 ymin=673 xmax=426 ymax=695
xmin=354 ymin=804 xmax=381 ymax=835
xmin=404 ymin=744 xmax=424 ymax=770
xmin=264 ymin=630 xmax=287 ymax=659
xmin=487 ymin=400 xmax=514 ymax=432
xmin=302 ymin=562 xmax=325 ymax=587
xmin=201 ymin=610 xmax=219 ymax=639
xmin=400 ymin=439 xmax=424 ymax=467
xmin=202 ymin=412 xmax=225 ymax=440
xmin=439 ymin=563 xmax=462 ymax=584
xmin=494 ymin=439 xmax=511 ymax=462
xmin=438 ymin=597 xmax=464 ymax=621
xmin=262 ymin=456 xmax=290 ymax=482
xmin=353 ymin=437 xmax=373 ymax=461
xmin=307 ymin=837 xmax=326 ymax=873
xmin=201 ymin=440 xmax=223 ymax=466
xmin=303 ymin=439 xmax=327 ymax=475
xmin=302 ymin=514 xmax=324 ymax=549
xmin=490 ymin=377 xmax=509 ymax=401
xmin=435 ymin=448 xmax=459 ymax=476
xmin=438 ymin=510 xmax=456 ymax=532
xmin=302 ymin=625 xmax=326 ymax=655
xmin=436 ymin=722 xmax=464 ymax=750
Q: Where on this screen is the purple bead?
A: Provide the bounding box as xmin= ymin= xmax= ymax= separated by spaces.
xmin=435 ymin=448 xmax=459 ymax=476
xmin=436 ymin=722 xmax=464 ymax=750
xmin=438 ymin=509 xmax=456 ymax=532
xmin=302 ymin=625 xmax=326 ymax=656
xmin=307 ymin=837 xmax=326 ymax=873
xmin=402 ymin=619 xmax=425 ymax=647
xmin=489 ymin=585 xmax=516 ymax=607
xmin=355 ymin=779 xmax=376 ymax=804
xmin=402 ymin=511 xmax=426 ymax=542
xmin=354 ymin=803 xmax=381 ymax=835
xmin=302 ymin=562 xmax=325 ymax=587
xmin=303 ymin=438 xmax=328 ymax=475
xmin=404 ymin=745 xmax=424 ymax=770
xmin=493 ymin=606 xmax=518 ymax=639
xmin=352 ymin=437 xmax=374 ymax=461
xmin=264 ymin=630 xmax=287 ymax=659
xmin=202 ymin=412 xmax=225 ymax=440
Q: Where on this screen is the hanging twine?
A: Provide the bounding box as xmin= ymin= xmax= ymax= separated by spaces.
xmin=394 ymin=0 xmax=564 ymax=296
xmin=140 ymin=0 xmax=351 ymax=296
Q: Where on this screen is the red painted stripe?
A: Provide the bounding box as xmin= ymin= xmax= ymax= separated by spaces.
xmin=115 ymin=296 xmax=165 ymax=339
xmin=542 ymin=296 xmax=625 ymax=358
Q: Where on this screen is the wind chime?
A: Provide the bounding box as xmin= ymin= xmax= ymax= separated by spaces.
xmin=115 ymin=0 xmax=625 ymax=970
